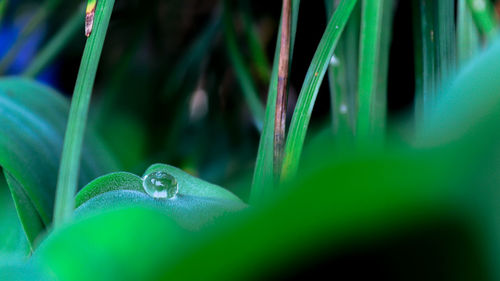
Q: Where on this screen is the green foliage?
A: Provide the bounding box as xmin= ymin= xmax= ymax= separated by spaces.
xmin=0 ymin=172 xmax=29 ymax=257
xmin=282 ymin=0 xmax=358 ymax=179
xmin=0 ymin=78 xmax=116 ymax=248
xmin=2 ymin=0 xmax=500 ymax=279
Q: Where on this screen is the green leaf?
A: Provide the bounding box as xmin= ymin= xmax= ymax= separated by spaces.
xmin=74 ymin=164 xmax=245 ymax=229
xmin=282 ymin=0 xmax=358 ymax=179
xmin=0 ymin=171 xmax=29 ymax=257
xmin=417 ymin=37 xmax=500 ymax=155
xmin=75 ymin=172 xmax=143 ymax=208
xmin=143 ymin=164 xmax=243 ymax=202
xmin=0 ymin=78 xmax=117 ymax=248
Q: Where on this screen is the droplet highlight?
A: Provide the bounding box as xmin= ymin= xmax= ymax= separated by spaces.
xmin=142 ymin=171 xmax=178 ymax=199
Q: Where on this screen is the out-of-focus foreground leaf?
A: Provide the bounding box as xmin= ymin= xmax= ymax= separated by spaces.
xmin=0 ymin=78 xmax=117 ymax=248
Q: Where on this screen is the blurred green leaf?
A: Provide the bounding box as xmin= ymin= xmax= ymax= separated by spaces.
xmin=33 ymin=143 xmax=496 ymax=280
xmin=0 ymin=78 xmax=117 ymax=248
xmin=0 ymin=171 xmax=29 ymax=257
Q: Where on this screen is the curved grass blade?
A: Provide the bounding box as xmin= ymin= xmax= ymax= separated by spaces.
xmin=0 ymin=0 xmax=61 ymax=74
xmin=249 ymin=0 xmax=301 ymax=204
xmin=466 ymin=0 xmax=498 ymax=41
xmin=223 ymin=0 xmax=265 ymax=130
xmin=458 ymin=0 xmax=480 ymax=65
xmin=23 ymin=5 xmax=84 ymax=78
xmin=53 ymin=0 xmax=116 ymax=227
xmin=281 ymin=0 xmax=358 ymax=179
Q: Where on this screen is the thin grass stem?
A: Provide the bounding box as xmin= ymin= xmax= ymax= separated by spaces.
xmin=53 ymin=0 xmax=115 ymax=227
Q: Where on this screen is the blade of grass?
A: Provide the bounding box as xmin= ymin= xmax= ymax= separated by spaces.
xmin=415 ymin=0 xmax=456 ymax=125
xmin=223 ymin=0 xmax=265 ymax=131
xmin=281 ymin=0 xmax=358 ymax=179
xmin=273 ymin=0 xmax=292 ymax=181
xmin=412 ymin=0 xmax=424 ymax=124
xmin=53 ymin=0 xmax=115 ymax=227
xmin=356 ymin=0 xmax=385 ymax=139
xmin=0 ymin=0 xmax=61 ymax=74
xmin=466 ymin=0 xmax=498 ymax=41
xmin=458 ymin=0 xmax=480 ymax=65
xmin=372 ymin=0 xmax=395 ymax=137
xmin=23 ymin=5 xmax=84 ymax=78
xmin=437 ymin=0 xmax=456 ymax=89
xmin=325 ymin=0 xmax=354 ymax=137
xmin=249 ymin=0 xmax=300 ymax=204
xmin=162 ymin=16 xmax=221 ymax=100
xmin=241 ymin=0 xmax=271 ymax=83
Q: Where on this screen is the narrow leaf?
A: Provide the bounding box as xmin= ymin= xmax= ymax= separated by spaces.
xmin=282 ymin=0 xmax=358 ymax=179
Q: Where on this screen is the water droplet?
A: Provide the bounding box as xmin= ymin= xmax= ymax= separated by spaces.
xmin=330 ymin=55 xmax=339 ymax=66
xmin=335 ymin=25 xmax=339 ymax=29
xmin=142 ymin=171 xmax=178 ymax=199
xmin=340 ymin=104 xmax=348 ymax=114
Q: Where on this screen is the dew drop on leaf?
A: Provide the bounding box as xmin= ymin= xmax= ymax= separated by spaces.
xmin=142 ymin=171 xmax=178 ymax=199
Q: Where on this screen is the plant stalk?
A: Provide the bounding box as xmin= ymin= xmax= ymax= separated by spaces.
xmin=53 ymin=0 xmax=115 ymax=227
xmin=274 ymin=0 xmax=292 ymax=181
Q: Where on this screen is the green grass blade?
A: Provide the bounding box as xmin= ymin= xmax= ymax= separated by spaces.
xmin=415 ymin=0 xmax=456 ymax=125
xmin=223 ymin=0 xmax=265 ymax=130
xmin=249 ymin=0 xmax=300 ymax=204
xmin=458 ymin=0 xmax=480 ymax=65
xmin=281 ymin=0 xmax=358 ymax=179
xmin=53 ymin=0 xmax=115 ymax=227
xmin=162 ymin=17 xmax=221 ymax=99
xmin=437 ymin=0 xmax=456 ymax=88
xmin=466 ymin=0 xmax=498 ymax=41
xmin=23 ymin=6 xmax=84 ymax=78
xmin=0 ymin=0 xmax=61 ymax=74
xmin=325 ymin=1 xmax=360 ymax=137
xmin=242 ymin=1 xmax=271 ymax=83
xmin=356 ymin=0 xmax=385 ymax=139
xmin=372 ymin=0 xmax=395 ymax=137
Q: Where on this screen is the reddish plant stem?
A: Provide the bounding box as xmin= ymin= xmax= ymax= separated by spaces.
xmin=274 ymin=0 xmax=292 ymax=181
